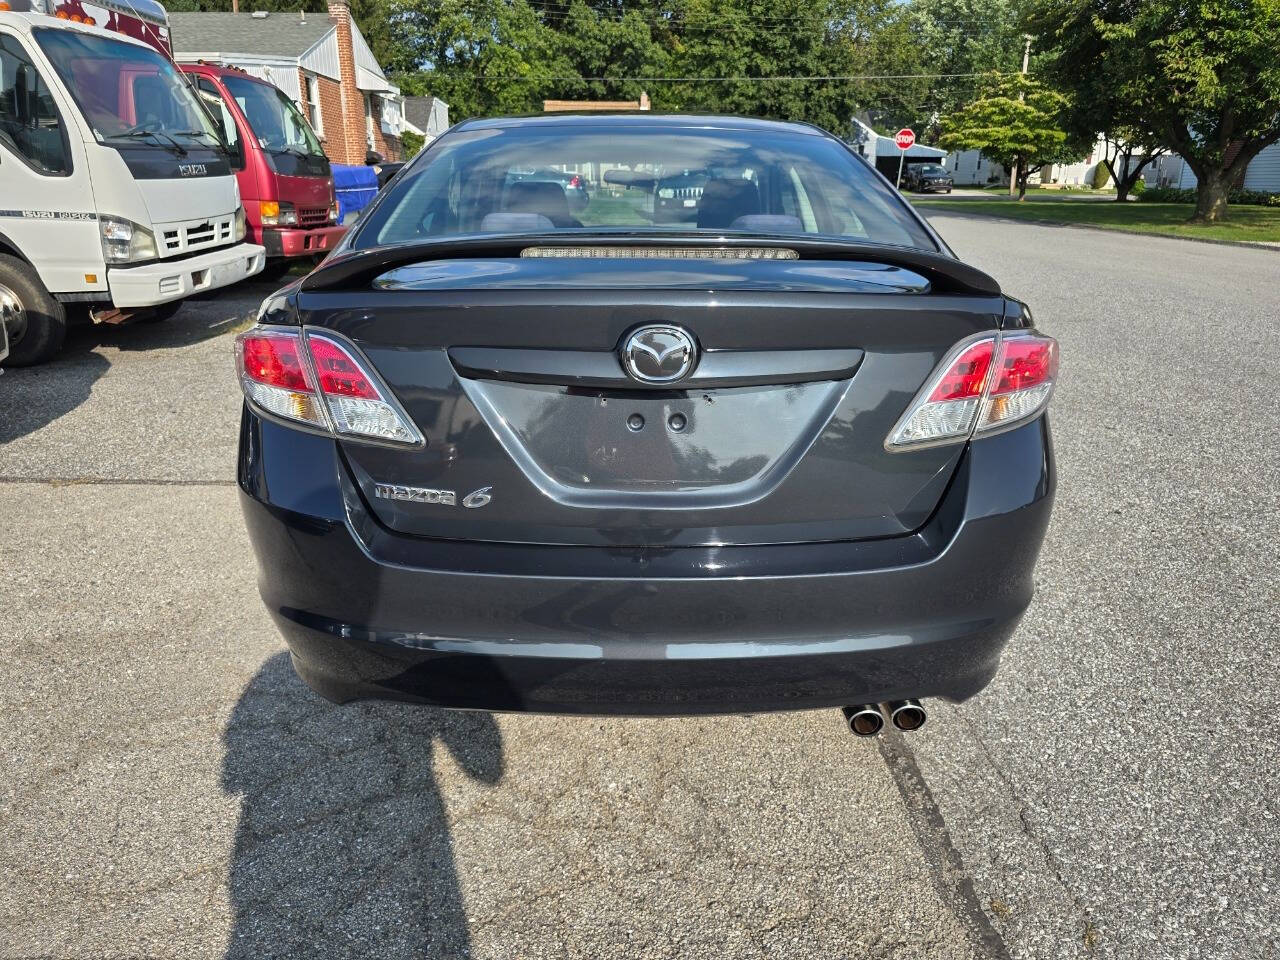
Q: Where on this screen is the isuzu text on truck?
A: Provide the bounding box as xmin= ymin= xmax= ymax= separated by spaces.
xmin=0 ymin=0 xmax=264 ymax=366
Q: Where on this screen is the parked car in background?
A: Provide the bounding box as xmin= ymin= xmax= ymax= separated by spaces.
xmin=0 ymin=0 xmax=264 ymax=366
xmin=181 ymin=63 xmax=343 ymax=282
xmin=903 ymin=163 xmax=954 ymax=193
xmin=234 ymin=114 xmax=1057 ymax=733
xmin=366 ymin=150 xmax=403 ymax=190
xmin=653 ymin=169 xmax=708 ymax=223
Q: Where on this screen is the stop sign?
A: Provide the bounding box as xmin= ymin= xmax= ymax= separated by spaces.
xmin=894 ymin=128 xmax=916 ymax=151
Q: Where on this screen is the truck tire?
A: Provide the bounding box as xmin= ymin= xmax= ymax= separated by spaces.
xmin=0 ymin=254 xmax=66 ymax=367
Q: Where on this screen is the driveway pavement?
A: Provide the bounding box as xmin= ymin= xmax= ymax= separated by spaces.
xmin=1 ymin=221 xmax=1277 ymax=959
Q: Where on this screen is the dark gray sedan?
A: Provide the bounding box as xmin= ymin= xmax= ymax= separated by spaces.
xmin=905 ymin=162 xmax=955 ymax=193
xmin=234 ymin=114 xmax=1056 ymax=735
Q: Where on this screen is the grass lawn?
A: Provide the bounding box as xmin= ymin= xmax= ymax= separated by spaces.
xmin=911 ymin=194 xmax=1280 ymax=243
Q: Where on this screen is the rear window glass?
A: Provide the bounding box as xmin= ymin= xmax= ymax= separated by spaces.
xmin=353 ymin=124 xmax=936 ymax=252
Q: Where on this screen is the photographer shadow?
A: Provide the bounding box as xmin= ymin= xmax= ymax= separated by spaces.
xmin=223 ymin=653 xmax=503 ymax=959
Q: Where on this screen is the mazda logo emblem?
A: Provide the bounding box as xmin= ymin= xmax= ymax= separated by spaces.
xmin=621 ymin=325 xmax=698 ymax=384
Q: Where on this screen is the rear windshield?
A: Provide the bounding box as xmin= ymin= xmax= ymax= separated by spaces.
xmin=352 ymin=124 xmax=936 ymax=251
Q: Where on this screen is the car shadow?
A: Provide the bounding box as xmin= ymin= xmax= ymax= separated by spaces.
xmin=222 ymin=653 xmax=504 ymax=959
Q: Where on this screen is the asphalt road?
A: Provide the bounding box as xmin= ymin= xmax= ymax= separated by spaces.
xmin=1 ymin=220 xmax=1277 ymax=960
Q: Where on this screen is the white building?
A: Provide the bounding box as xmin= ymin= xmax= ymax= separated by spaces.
xmin=1151 ymin=142 xmax=1280 ymax=191
xmin=403 ymin=96 xmax=451 ymax=149
xmin=847 ymin=117 xmax=947 ymax=181
xmin=942 ymin=149 xmax=1005 ymax=186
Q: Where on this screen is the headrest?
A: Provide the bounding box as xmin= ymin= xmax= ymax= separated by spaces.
xmin=696 ymin=178 xmax=761 ymax=229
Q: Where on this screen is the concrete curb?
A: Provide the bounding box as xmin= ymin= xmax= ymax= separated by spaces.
xmin=913 ymin=204 xmax=1280 ymax=253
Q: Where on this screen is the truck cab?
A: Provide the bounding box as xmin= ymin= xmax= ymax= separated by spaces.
xmin=180 ymin=63 xmax=343 ymax=282
xmin=0 ymin=0 xmax=264 ymax=365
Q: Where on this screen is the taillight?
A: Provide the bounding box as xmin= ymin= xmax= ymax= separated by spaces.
xmin=977 ymin=334 xmax=1058 ymax=432
xmin=568 ymin=175 xmax=581 ymax=188
xmin=886 ymin=331 xmax=1057 ymax=450
xmin=235 ymin=329 xmax=326 ymax=428
xmin=234 ymin=328 xmax=424 ymax=445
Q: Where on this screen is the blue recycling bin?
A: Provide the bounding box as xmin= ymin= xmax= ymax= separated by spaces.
xmin=331 ymin=164 xmax=380 ymax=224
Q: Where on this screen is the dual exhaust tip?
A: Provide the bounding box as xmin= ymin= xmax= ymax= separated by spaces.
xmin=842 ymin=699 xmax=926 ymax=736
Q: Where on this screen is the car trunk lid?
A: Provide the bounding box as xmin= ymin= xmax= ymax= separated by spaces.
xmin=295 ymin=241 xmax=1004 ymax=547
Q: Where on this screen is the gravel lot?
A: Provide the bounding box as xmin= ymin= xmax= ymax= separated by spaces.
xmin=1 ymin=220 xmax=1277 ymax=959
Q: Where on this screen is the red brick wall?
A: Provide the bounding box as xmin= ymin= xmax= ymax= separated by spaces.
xmin=295 ymin=4 xmax=402 ymax=165
xmin=326 ymin=0 xmax=367 ymax=165
xmin=302 ymin=71 xmax=347 ymax=165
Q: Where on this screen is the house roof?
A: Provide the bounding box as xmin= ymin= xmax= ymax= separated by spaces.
xmin=171 ymin=11 xmax=396 ymax=94
xmin=404 ymin=96 xmax=439 ymax=130
xmin=169 ymin=12 xmax=332 ymax=59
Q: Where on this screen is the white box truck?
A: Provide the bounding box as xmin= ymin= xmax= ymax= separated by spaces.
xmin=0 ymin=0 xmax=264 ymax=365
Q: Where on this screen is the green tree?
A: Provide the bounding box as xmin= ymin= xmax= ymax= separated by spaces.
xmin=937 ymin=73 xmax=1086 ymax=198
xmin=396 ymin=0 xmax=927 ymax=132
xmin=1030 ymin=0 xmax=1280 ymax=221
xmin=906 ymin=0 xmax=1033 ymax=141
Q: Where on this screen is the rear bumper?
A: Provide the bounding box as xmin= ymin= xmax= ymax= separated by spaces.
xmin=107 ymin=243 xmax=265 ymax=307
xmin=260 ymin=225 xmax=346 ymax=259
xmin=238 ymin=411 xmax=1055 ymax=715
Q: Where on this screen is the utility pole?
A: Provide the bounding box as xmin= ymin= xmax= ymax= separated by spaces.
xmin=1009 ymin=34 xmax=1034 ymax=197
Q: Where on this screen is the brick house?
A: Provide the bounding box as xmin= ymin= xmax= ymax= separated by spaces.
xmin=170 ymin=0 xmax=403 ymax=164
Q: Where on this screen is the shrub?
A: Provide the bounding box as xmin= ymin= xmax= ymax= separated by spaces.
xmin=1140 ymin=186 xmax=1194 ymax=202
xmin=402 ymin=130 xmax=425 ymax=158
xmin=1091 ymin=163 xmax=1112 ymax=190
xmin=1139 ymin=186 xmax=1280 ymax=205
xmin=1130 ymin=178 xmax=1146 ymax=196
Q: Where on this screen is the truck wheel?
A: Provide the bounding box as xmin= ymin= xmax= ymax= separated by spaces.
xmin=136 ymin=300 xmax=184 ymax=324
xmin=0 ymin=254 xmax=66 ymax=367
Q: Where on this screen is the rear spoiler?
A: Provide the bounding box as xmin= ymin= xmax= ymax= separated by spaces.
xmin=300 ymin=234 xmax=1001 ymax=296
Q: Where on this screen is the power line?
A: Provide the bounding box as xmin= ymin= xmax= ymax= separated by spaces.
xmin=467 ymin=69 xmax=1012 ymax=82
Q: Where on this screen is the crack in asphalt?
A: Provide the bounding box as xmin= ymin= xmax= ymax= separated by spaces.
xmin=876 ymin=728 xmax=1013 ymax=960
xmin=951 ymin=707 xmax=1100 ymax=951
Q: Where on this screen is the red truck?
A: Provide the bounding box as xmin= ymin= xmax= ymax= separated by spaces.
xmin=180 ymin=62 xmax=344 ymax=281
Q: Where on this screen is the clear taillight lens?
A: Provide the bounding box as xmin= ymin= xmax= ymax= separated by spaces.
xmin=234 ymin=327 xmax=424 ymax=446
xmin=886 ymin=331 xmax=1057 ymax=450
xmin=307 ymin=333 xmax=422 ymax=443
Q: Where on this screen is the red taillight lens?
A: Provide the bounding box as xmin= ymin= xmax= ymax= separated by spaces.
xmin=234 ymin=326 xmax=424 ymax=445
xmin=235 ymin=330 xmax=325 ymax=427
xmin=240 ymin=332 xmax=309 ymax=391
xmin=928 ymin=340 xmax=994 ymax=401
xmin=989 ymin=336 xmax=1058 ymax=395
xmin=568 ymin=175 xmax=581 ymax=188
xmin=308 ymin=336 xmax=380 ymax=399
xmin=887 ymin=331 xmax=1057 ymax=450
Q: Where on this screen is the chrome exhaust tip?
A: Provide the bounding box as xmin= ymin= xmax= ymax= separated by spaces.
xmin=886 ymin=699 xmax=927 ymax=731
xmin=841 ymin=703 xmax=885 ymax=737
